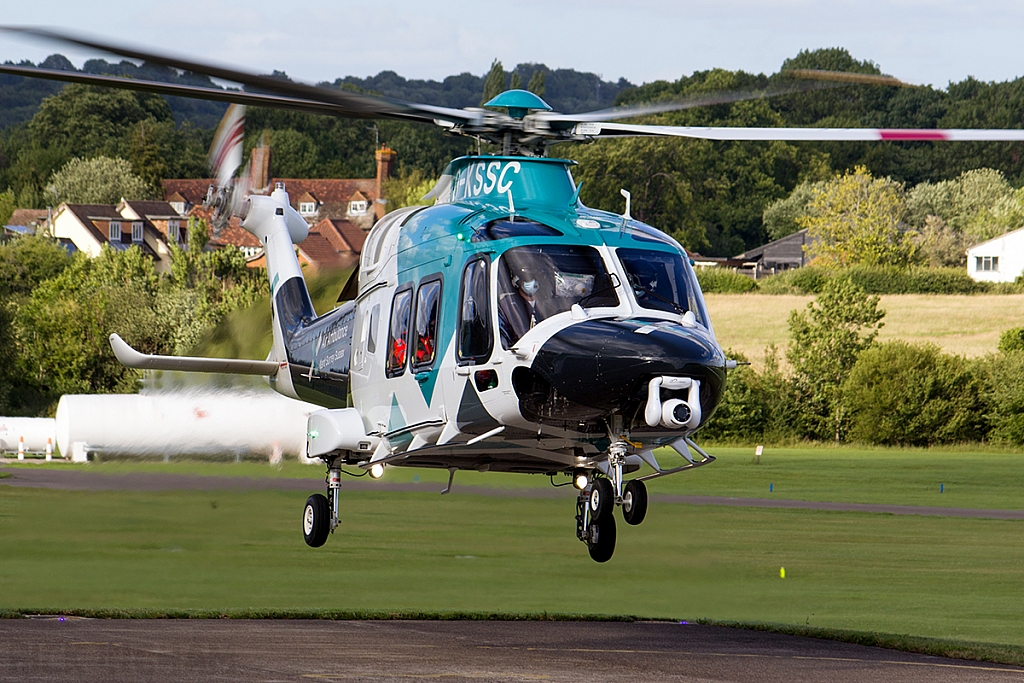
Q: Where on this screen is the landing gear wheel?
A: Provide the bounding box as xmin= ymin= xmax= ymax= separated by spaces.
xmin=622 ymin=479 xmax=648 ymax=526
xmin=589 ymin=478 xmax=614 ymax=521
xmin=587 ymin=513 xmax=617 ymax=562
xmin=303 ymin=493 xmax=330 ymax=547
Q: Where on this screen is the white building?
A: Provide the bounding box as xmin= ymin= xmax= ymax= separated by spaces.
xmin=966 ymin=227 xmax=1024 ymax=283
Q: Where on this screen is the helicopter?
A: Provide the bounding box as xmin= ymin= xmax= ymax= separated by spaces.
xmin=5 ymin=28 xmax=1024 ymax=562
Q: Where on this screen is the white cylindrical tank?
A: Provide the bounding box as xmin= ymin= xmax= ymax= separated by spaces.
xmin=55 ymin=391 xmax=322 ymax=462
xmin=0 ymin=418 xmax=56 ymax=453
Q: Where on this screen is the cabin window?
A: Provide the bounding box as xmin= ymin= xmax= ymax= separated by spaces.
xmin=131 ymin=222 xmax=144 ymax=243
xmin=977 ymin=256 xmax=999 ymax=272
xmin=412 ymin=278 xmax=442 ymax=370
xmin=497 ymin=245 xmax=618 ymax=349
xmin=386 ymin=287 xmax=413 ymax=377
xmin=458 ymin=257 xmax=492 ymax=364
xmin=299 ymin=201 xmax=317 ymax=216
xmin=108 ymin=221 xmax=121 ymax=241
xmin=618 ymin=248 xmax=709 ymax=328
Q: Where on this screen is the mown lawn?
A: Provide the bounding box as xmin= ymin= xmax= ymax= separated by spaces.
xmin=2 ymin=484 xmax=1024 ymax=646
xmin=7 ymin=445 xmax=1024 ymax=509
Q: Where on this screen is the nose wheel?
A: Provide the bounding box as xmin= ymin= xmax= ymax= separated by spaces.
xmin=576 ymin=477 xmax=648 ymax=562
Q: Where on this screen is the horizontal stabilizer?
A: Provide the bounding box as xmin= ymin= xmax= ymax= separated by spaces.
xmin=109 ymin=334 xmax=281 ymax=376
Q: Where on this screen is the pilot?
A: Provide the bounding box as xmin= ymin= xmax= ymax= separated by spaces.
xmin=499 ymin=266 xmax=547 ymax=348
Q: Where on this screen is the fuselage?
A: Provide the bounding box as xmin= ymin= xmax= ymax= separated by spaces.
xmin=264 ymin=156 xmax=727 ymax=473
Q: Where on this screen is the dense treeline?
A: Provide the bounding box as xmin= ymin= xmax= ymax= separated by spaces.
xmin=5 ymin=48 xmax=1024 ymax=255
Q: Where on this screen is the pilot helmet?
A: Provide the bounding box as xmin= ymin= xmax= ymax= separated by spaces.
xmin=631 ymin=261 xmax=658 ymax=295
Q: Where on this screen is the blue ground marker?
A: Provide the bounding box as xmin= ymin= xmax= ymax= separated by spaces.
xmin=769 ymin=483 xmax=773 ymax=493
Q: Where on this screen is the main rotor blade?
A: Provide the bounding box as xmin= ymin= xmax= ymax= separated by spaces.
xmin=0 ymin=26 xmax=477 ymax=126
xmin=541 ymin=78 xmax=855 ymax=126
xmin=0 ymin=64 xmax=382 ymax=118
xmin=572 ymin=121 xmax=1024 ymax=142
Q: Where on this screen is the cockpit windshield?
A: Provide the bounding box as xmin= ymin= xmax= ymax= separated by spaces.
xmin=617 ymin=248 xmax=709 ymax=328
xmin=498 ymin=244 xmax=618 ymax=348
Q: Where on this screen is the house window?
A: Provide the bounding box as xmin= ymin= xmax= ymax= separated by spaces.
xmin=108 ymin=221 xmax=121 ymax=241
xmin=349 ymin=200 xmax=368 ymax=215
xmin=131 ymin=222 xmax=144 ymax=243
xmin=169 ymin=201 xmax=186 ymax=215
xmin=168 ymin=221 xmax=180 ymax=242
xmin=977 ymin=256 xmax=999 ymax=272
xmin=299 ymin=202 xmax=317 ymax=216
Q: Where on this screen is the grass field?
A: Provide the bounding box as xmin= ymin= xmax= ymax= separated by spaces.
xmin=8 ymin=444 xmax=1024 ymax=509
xmin=706 ymin=293 xmax=1024 ymax=369
xmin=4 ymin=448 xmax=1024 ymax=648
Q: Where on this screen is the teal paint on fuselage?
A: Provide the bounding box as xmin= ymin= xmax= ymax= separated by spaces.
xmin=389 ymin=156 xmax=699 ymax=414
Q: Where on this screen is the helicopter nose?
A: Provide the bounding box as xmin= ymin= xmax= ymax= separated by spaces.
xmin=525 ymin=319 xmax=726 ymax=416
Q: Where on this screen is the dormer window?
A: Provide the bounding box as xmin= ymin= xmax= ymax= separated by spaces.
xmin=108 ymin=221 xmax=121 ymax=241
xmin=131 ymin=222 xmax=144 ymax=243
xmin=349 ymin=200 xmax=368 ymax=215
xmin=169 ymin=201 xmax=186 ymax=215
xmin=299 ymin=201 xmax=318 ymax=216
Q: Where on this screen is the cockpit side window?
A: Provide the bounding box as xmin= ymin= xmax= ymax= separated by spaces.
xmin=412 ymin=277 xmax=442 ymax=371
xmin=457 ymin=257 xmax=492 ymax=364
xmin=497 ymin=244 xmax=618 ymax=349
xmin=386 ymin=287 xmax=413 ymax=377
xmin=618 ymin=248 xmax=706 ymax=326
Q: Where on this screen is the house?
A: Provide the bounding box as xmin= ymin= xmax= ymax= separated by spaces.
xmin=966 ymin=227 xmax=1024 ymax=283
xmin=162 ymin=145 xmax=397 ymax=229
xmin=48 ymin=202 xmax=175 ymax=272
xmin=732 ymin=229 xmax=816 ymax=279
xmin=117 ymin=200 xmax=188 ymax=249
xmin=4 ymin=208 xmax=50 ymax=238
xmin=162 ymin=144 xmax=397 ymax=269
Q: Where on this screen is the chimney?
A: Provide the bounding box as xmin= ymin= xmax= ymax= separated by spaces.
xmin=249 ymin=142 xmax=271 ymax=191
xmin=375 ymin=144 xmax=397 ymax=220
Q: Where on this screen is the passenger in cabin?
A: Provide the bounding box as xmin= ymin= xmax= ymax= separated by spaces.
xmin=499 ymin=267 xmax=550 ymax=348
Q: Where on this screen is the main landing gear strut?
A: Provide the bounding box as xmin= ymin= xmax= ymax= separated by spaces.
xmin=574 ymin=441 xmax=649 ymax=562
xmin=303 ymin=458 xmax=340 ymax=547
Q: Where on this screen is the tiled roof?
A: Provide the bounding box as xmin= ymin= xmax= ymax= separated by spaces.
xmin=162 ymin=179 xmax=212 ymax=205
xmin=121 ymin=200 xmax=184 ymax=219
xmin=316 ymin=218 xmax=367 ymax=253
xmin=7 ymin=209 xmax=49 ymax=228
xmin=274 ymin=178 xmax=376 ymax=204
xmin=187 ymin=205 xmax=261 ymax=249
xmin=298 ymin=232 xmax=348 ymax=271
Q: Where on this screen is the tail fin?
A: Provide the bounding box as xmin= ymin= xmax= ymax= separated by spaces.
xmin=240 ymin=183 xmax=312 ymax=398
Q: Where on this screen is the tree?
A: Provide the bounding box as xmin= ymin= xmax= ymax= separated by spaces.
xmin=382 ymin=169 xmax=436 ymax=213
xmin=509 ymin=71 xmax=522 ymax=91
xmin=762 ymin=180 xmax=825 ymax=240
xmin=787 ymin=277 xmax=885 ymax=441
xmin=800 ymin=166 xmax=913 ymax=268
xmin=48 ymin=156 xmax=153 ymax=204
xmin=527 ymin=69 xmax=546 ymax=97
xmin=0 ymin=233 xmax=73 ymax=297
xmin=481 ymin=59 xmax=507 ymax=105
xmin=842 ymin=341 xmax=986 ymax=445
xmin=0 ymin=187 xmax=15 ymax=227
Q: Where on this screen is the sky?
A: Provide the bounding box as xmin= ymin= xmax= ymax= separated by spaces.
xmin=3 ymin=1 xmax=1024 ymax=91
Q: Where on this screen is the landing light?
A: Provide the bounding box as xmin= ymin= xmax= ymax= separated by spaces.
xmin=574 ymin=471 xmax=589 ymax=490
xmin=369 ymin=463 xmax=385 ymax=479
